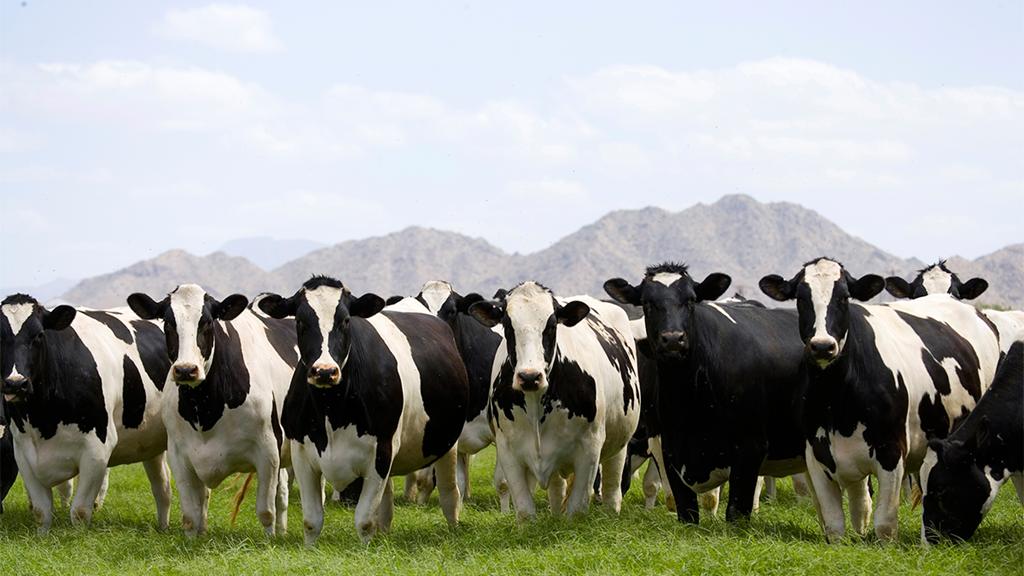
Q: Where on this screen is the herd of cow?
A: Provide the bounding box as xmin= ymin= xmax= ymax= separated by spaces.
xmin=1 ymin=259 xmax=1021 ymax=547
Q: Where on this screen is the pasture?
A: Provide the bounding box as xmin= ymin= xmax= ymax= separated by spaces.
xmin=1 ymin=448 xmax=1020 ymax=575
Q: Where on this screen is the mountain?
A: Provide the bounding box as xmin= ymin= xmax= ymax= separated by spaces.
xmin=56 ymin=195 xmax=1023 ymax=309
xmin=217 ymin=236 xmax=325 ymax=271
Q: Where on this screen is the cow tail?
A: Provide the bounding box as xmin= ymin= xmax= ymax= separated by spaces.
xmin=230 ymin=472 xmax=256 ymax=526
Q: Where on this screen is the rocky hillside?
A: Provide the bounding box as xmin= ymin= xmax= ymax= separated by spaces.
xmin=57 ymin=196 xmax=1023 ymax=309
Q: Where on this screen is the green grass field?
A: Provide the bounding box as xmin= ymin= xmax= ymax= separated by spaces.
xmin=1 ymin=448 xmax=1021 ymax=575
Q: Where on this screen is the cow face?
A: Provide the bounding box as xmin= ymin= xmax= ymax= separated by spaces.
xmin=468 ymin=282 xmax=589 ymax=393
xmin=416 ymin=280 xmax=455 ymax=315
xmin=128 ymin=284 xmax=248 ymax=386
xmin=759 ymin=258 xmax=884 ymax=367
xmin=258 ymin=276 xmax=384 ymax=387
xmin=0 ymin=295 xmax=76 ymax=403
xmin=885 ymin=261 xmax=989 ymax=301
xmin=920 ymin=436 xmax=994 ymax=543
xmin=603 ymin=264 xmax=731 ymax=360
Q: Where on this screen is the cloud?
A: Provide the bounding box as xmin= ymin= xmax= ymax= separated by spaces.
xmin=156 ymin=4 xmax=282 ymax=54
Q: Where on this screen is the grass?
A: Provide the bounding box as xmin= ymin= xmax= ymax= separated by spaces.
xmin=0 ymin=447 xmax=1021 ymax=575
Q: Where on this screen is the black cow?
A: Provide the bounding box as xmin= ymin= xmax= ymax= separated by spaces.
xmin=760 ymin=257 xmax=1001 ymax=541
xmin=605 ymin=264 xmax=807 ymax=524
xmin=921 ymin=340 xmax=1024 ymax=543
xmin=259 ymin=276 xmax=469 ymax=544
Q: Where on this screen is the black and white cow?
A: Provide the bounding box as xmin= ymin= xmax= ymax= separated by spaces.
xmin=259 ymin=276 xmax=468 ymax=544
xmin=128 ymin=284 xmax=296 ymax=537
xmin=605 ymin=264 xmax=807 ymax=524
xmin=1 ymin=294 xmax=171 ymax=532
xmin=760 ymin=257 xmax=1001 ymax=541
xmin=468 ymin=281 xmax=640 ymax=520
xmin=885 ymin=261 xmax=1024 ymax=353
xmin=920 ymin=340 xmax=1024 ymax=543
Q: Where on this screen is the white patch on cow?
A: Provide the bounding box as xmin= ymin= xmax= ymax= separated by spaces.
xmin=629 ymin=318 xmax=647 ymax=342
xmin=651 ymin=272 xmax=682 ymax=286
xmin=803 ymin=259 xmax=842 ymax=350
xmin=303 ymin=285 xmax=345 ymax=371
xmin=920 ymin=266 xmax=954 ymax=296
xmin=980 ymin=466 xmax=1005 ymax=515
xmin=419 ymin=280 xmax=453 ymax=315
xmin=1 ymin=302 xmax=34 ymax=336
xmin=706 ymin=302 xmax=737 ymax=324
xmin=505 ymin=282 xmax=557 ymax=380
xmin=169 ymin=284 xmax=213 ymax=380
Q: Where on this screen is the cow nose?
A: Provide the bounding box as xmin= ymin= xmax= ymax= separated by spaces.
xmin=309 ymin=364 xmax=340 ymax=385
xmin=3 ymin=376 xmax=28 ymax=392
xmin=173 ymin=364 xmax=200 ymax=381
xmin=809 ymin=339 xmax=839 ymax=358
xmin=658 ymin=331 xmax=687 ymax=352
xmin=516 ymin=370 xmax=543 ymax=391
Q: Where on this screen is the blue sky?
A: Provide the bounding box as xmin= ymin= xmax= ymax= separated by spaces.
xmin=2 ymin=1 xmax=1022 ymax=286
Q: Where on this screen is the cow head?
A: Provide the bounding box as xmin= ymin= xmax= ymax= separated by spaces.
xmin=920 ymin=429 xmax=995 ymax=544
xmin=467 ymin=281 xmax=589 ymax=393
xmin=759 ymin=258 xmax=885 ymax=367
xmin=416 ymin=280 xmax=455 ymax=315
xmin=603 ymin=263 xmax=731 ymax=360
xmin=258 ymin=276 xmax=384 ymax=388
xmin=885 ymin=261 xmax=989 ymax=301
xmin=128 ymin=284 xmax=248 ymax=386
xmin=0 ymin=294 xmax=76 ymax=403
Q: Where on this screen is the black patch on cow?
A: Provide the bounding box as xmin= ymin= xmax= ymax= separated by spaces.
xmin=895 ymin=311 xmax=983 ymax=402
xmin=585 ymin=315 xmax=637 ymax=415
xmin=121 ymin=355 xmax=146 ymax=429
xmin=540 ymin=355 xmax=598 ymax=423
xmin=490 ymin=360 xmax=525 ymax=427
xmin=270 ymin=397 xmax=283 ymax=455
xmin=447 ymin=309 xmax=502 ymax=423
xmin=256 ymin=315 xmax=298 ymax=367
xmin=81 ymin=310 xmax=133 ymax=344
xmin=0 ymin=422 xmax=16 ymax=512
xmin=175 ymin=321 xmax=251 ymax=431
xmin=382 ymin=311 xmax=468 ymax=460
xmin=131 ymin=320 xmax=170 ymax=391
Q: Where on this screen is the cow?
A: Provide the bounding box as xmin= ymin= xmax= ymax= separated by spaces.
xmin=920 ymin=340 xmax=1024 ymax=543
xmin=604 ymin=264 xmax=807 ymax=525
xmin=759 ymin=257 xmax=1001 ymax=541
xmin=127 ymin=284 xmax=296 ymax=537
xmin=467 ymin=281 xmax=640 ymax=520
xmin=258 ymin=276 xmax=469 ymax=544
xmin=1 ymin=294 xmax=171 ymax=533
xmin=885 ymin=261 xmax=1024 ymax=352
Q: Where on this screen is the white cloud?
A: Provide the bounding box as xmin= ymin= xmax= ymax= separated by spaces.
xmin=156 ymin=4 xmax=282 ymax=54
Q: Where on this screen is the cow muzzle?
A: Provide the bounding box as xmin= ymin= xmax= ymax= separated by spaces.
xmin=657 ymin=331 xmax=688 ymax=357
xmin=807 ymin=337 xmax=839 ymax=366
xmin=171 ymin=363 xmax=204 ymax=386
xmin=514 ymin=369 xmax=545 ymax=392
xmin=2 ymin=376 xmax=30 ymax=403
xmin=308 ymin=364 xmax=341 ymax=387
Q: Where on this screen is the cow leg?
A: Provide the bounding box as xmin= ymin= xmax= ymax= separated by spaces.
xmin=805 ymin=445 xmax=844 ymax=542
xmin=763 ymin=476 xmax=777 ymax=501
xmin=661 ymin=445 xmax=699 ymax=523
xmin=566 ymin=456 xmax=599 ymax=518
xmin=873 ymin=460 xmax=904 ymax=542
xmin=69 ymin=453 xmax=108 ymax=527
xmin=377 ymin=476 xmax=394 ymax=534
xmin=792 ymin=472 xmax=810 ymax=499
xmin=415 ymin=467 xmax=436 ymax=505
xmin=457 ymin=452 xmax=472 ymax=502
xmin=1011 ymin=473 xmax=1024 ymax=505
xmin=253 ymin=455 xmax=281 ymax=537
xmin=698 ymin=488 xmax=720 ymax=517
xmin=642 ymin=459 xmax=661 ymax=509
xmin=752 ymin=477 xmax=764 ymax=514
xmin=17 ymin=456 xmax=54 ymax=534
xmin=168 ymin=447 xmax=207 ymax=538
xmin=499 ymin=447 xmax=536 ymax=521
xmin=354 ymin=468 xmax=388 ymax=544
xmin=493 ymin=459 xmax=511 ymax=513
xmin=142 ymin=453 xmax=171 ymax=531
xmin=292 ymin=445 xmax=325 ymax=546
xmin=275 ymin=468 xmax=289 ymax=535
xmin=846 ymin=476 xmax=872 ymax=536
xmin=403 ymin=472 xmax=419 ymax=502
xmin=601 ymin=446 xmax=628 ymax=514
xmin=56 ymin=478 xmax=73 ymax=509
xmin=433 ymin=447 xmax=461 ymax=527
xmin=648 ymin=437 xmax=675 ymax=512
xmin=94 ymin=470 xmax=110 ymax=511
xmin=725 ymin=458 xmax=761 ymax=522
xmin=548 ymin=474 xmax=567 ymax=515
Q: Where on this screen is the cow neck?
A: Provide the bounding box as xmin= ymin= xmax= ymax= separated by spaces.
xmin=303 ymin=333 xmax=373 ymax=434
xmin=175 ymin=320 xmax=251 ymax=431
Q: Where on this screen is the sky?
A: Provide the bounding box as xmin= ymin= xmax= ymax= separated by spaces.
xmin=1 ymin=1 xmax=1021 ymax=287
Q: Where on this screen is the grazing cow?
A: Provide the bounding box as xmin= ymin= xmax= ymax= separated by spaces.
xmin=760 ymin=257 xmax=1001 ymax=541
xmin=468 ymin=281 xmax=640 ymax=520
xmin=1 ymin=294 xmax=171 ymax=532
xmin=920 ymin=340 xmax=1024 ymax=543
xmin=885 ymin=261 xmax=1024 ymax=352
xmin=258 ymin=276 xmax=468 ymax=544
xmin=127 ymin=284 xmax=295 ymax=537
xmin=605 ymin=265 xmax=807 ymax=524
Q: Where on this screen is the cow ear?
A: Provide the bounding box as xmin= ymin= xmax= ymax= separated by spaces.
xmin=958 ymin=278 xmax=988 ymax=300
xmin=759 ymin=275 xmax=794 ymax=302
xmin=127 ymin=293 xmax=164 ymax=320
xmin=972 ymin=416 xmax=992 ymax=450
xmin=458 ymin=293 xmax=485 ymax=314
xmin=385 ymin=295 xmax=404 ymax=306
xmin=850 ymin=274 xmax=885 ymax=301
xmin=603 ymin=278 xmax=641 ymax=305
xmin=556 ymin=301 xmax=590 ymax=327
xmin=258 ymin=293 xmax=296 ymax=319
xmin=42 ymin=305 xmax=76 ymax=331
xmin=695 ymin=273 xmax=731 ymax=302
xmin=885 ymin=277 xmax=913 ymax=299
xmin=214 ymin=294 xmax=249 ymax=321
xmin=468 ymin=300 xmax=504 ymax=328
xmin=349 ymin=293 xmax=385 ymax=318
xmin=492 ymin=288 xmax=508 ymax=301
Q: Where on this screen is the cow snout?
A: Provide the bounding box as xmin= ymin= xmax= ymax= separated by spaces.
xmin=808 ymin=338 xmax=839 ymax=363
xmin=658 ymin=331 xmax=688 ymax=355
xmin=172 ymin=364 xmax=201 ymax=383
xmin=516 ymin=369 xmax=544 ymax=392
xmin=308 ymin=364 xmax=341 ymax=387
xmin=2 ymin=375 xmax=30 ymax=402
